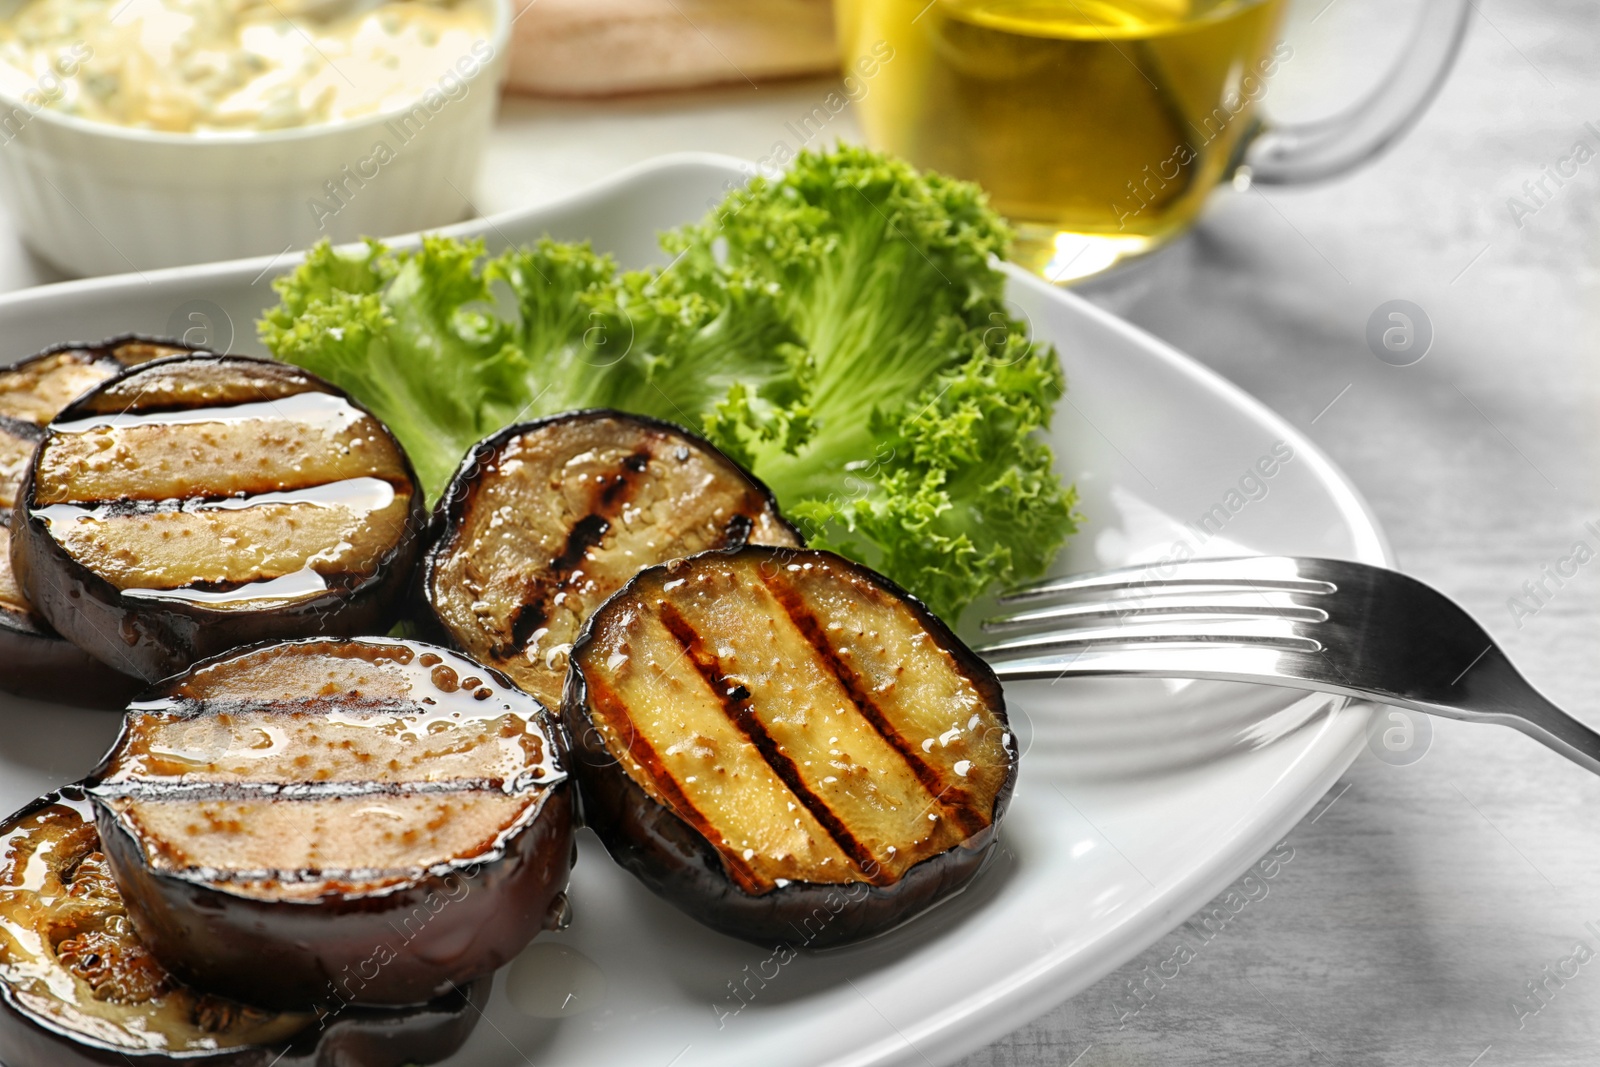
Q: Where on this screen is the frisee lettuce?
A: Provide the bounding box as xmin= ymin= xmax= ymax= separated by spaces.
xmin=257 ymin=146 xmax=1078 ymax=620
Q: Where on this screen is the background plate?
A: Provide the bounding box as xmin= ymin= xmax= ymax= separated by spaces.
xmin=0 ymin=154 xmax=1391 ymax=1067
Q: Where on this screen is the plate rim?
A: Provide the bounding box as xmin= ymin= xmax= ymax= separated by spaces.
xmin=0 ymin=152 xmax=1393 ymax=1066
xmin=834 ymin=242 xmax=1394 ymax=1067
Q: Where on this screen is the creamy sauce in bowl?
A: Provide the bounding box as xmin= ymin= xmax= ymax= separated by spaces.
xmin=0 ymin=0 xmax=492 ymax=133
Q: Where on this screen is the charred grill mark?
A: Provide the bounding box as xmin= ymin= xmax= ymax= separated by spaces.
xmin=162 ymin=864 xmax=491 ymax=884
xmin=69 ymin=396 xmax=308 ymax=421
xmin=610 ymin=450 xmax=651 ymax=490
xmin=498 ymin=447 xmax=654 ymax=657
xmin=71 ymin=567 xmax=354 ymax=597
xmin=719 ymin=487 xmax=790 ymax=550
xmin=39 ymin=478 xmax=414 ymax=515
xmin=44 ymin=566 xmax=366 ymax=600
xmin=759 ymin=571 xmax=990 ymax=838
xmin=721 ymin=513 xmax=754 ymax=547
xmin=34 ymin=476 xmax=411 ymax=595
xmin=504 ymin=514 xmax=610 ymax=652
xmin=655 ymin=602 xmax=892 ymax=885
xmin=70 ymin=381 xmax=322 ymax=420
xmin=0 ymin=413 xmax=42 ymax=444
xmin=131 ymin=695 xmax=499 ymax=719
xmin=583 ymin=671 xmax=768 ymax=894
xmin=548 ymin=514 xmax=613 ymax=578
xmin=91 ymin=777 xmax=539 ymax=801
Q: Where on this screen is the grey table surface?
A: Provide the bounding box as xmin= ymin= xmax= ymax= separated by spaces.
xmin=0 ymin=0 xmax=1594 ymax=1064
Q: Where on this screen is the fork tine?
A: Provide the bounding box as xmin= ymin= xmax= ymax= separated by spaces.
xmin=978 ymin=554 xmax=1600 ymax=781
xmin=982 ymin=642 xmax=1326 ymax=683
xmin=981 ymin=590 xmax=1330 ymax=632
xmin=974 ymin=616 xmax=1322 ymax=660
xmin=1000 ymin=556 xmax=1337 ymax=604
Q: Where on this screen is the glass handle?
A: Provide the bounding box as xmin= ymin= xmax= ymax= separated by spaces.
xmin=1238 ymin=0 xmax=1472 ymax=185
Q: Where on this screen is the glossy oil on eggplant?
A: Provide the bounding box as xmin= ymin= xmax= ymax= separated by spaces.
xmin=11 ymin=355 xmax=426 ymax=681
xmin=1 ymin=337 xmax=207 ymax=706
xmin=84 ymin=637 xmax=574 ymax=1008
xmin=0 ymin=787 xmax=488 ymax=1067
xmin=421 ymin=410 xmax=802 ymax=711
xmin=563 ymin=545 xmax=1015 ymax=946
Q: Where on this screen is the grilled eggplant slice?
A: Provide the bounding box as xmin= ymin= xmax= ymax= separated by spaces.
xmin=422 ymin=410 xmax=803 ymax=710
xmin=563 ymin=546 xmax=1016 ymax=947
xmin=0 ymin=787 xmax=488 ymax=1067
xmin=12 ymin=355 xmax=426 ymax=681
xmin=0 ymin=336 xmax=199 ymax=426
xmin=84 ymin=637 xmax=574 ymax=1009
xmin=1 ymin=337 xmax=205 ymax=706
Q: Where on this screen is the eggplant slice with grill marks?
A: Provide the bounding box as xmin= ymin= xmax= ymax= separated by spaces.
xmin=0 ymin=788 xmax=489 ymax=1067
xmin=421 ymin=410 xmax=803 ymax=711
xmin=1 ymin=337 xmax=207 ymax=706
xmin=83 ymin=637 xmax=574 ymax=1009
xmin=0 ymin=336 xmax=200 ymax=427
xmin=563 ymin=546 xmax=1016 ymax=947
xmin=11 ymin=355 xmax=426 ymax=682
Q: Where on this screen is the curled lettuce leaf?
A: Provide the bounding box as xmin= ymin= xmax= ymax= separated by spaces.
xmin=258 ymin=146 xmax=1078 ymax=620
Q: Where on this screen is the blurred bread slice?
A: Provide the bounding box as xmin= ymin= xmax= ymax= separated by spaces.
xmin=507 ymin=0 xmax=838 ymax=96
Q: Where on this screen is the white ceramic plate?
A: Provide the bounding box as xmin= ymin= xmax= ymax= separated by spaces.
xmin=0 ymin=154 xmax=1391 ymax=1067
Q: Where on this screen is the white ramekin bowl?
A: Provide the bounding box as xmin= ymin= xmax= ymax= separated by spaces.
xmin=0 ymin=0 xmax=509 ymax=277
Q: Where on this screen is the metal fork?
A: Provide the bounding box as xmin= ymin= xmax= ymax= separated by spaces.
xmin=975 ymin=556 xmax=1600 ymax=776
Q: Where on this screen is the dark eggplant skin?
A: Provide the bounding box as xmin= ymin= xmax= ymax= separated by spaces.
xmin=0 ymin=517 xmax=141 ymax=709
xmin=10 ymin=355 xmax=428 ymax=682
xmin=0 ymin=608 xmax=142 ymax=708
xmin=0 ymin=971 xmax=491 ymax=1067
xmin=560 ymin=545 xmax=1017 ymax=949
xmin=0 ymin=788 xmax=491 ymax=1067
xmin=84 ymin=637 xmax=577 ymax=1010
xmin=0 ymin=336 xmax=208 ymax=706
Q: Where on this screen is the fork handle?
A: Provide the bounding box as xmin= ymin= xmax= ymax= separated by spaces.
xmin=991 ymin=646 xmax=1600 ymax=778
xmin=1408 ymin=646 xmax=1600 ymax=778
xmin=1502 ymin=704 xmax=1600 ymax=778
